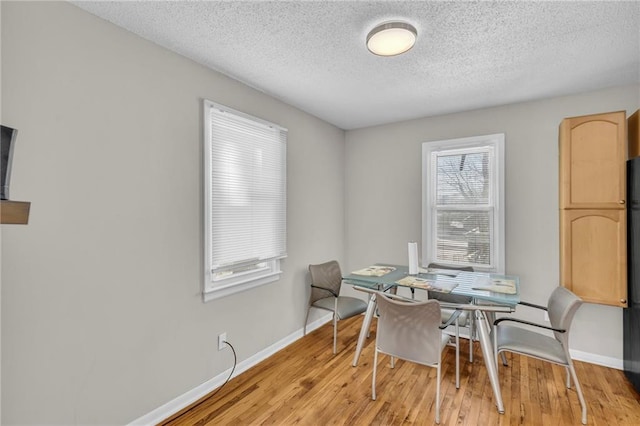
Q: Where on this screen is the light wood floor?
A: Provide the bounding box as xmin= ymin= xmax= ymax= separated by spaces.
xmin=162 ymin=316 xmax=640 ymax=425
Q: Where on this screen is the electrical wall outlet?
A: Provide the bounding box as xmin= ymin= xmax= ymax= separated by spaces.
xmin=218 ymin=332 xmax=227 ymax=351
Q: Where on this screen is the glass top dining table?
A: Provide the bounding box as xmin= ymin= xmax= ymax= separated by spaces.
xmin=343 ymin=263 xmax=520 ymax=307
xmin=343 ymin=263 xmax=521 ymax=415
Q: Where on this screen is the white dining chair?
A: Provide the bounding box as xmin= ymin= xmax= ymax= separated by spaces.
xmin=372 ymin=294 xmax=461 ymax=424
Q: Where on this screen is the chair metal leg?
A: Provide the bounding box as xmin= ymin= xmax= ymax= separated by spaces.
xmin=469 ymin=316 xmax=474 ymax=363
xmin=304 ymin=306 xmax=311 ymax=336
xmin=565 ymin=366 xmax=571 ymax=388
xmin=372 ymin=348 xmax=378 ymax=400
xmin=366 ymin=294 xmax=372 ymax=338
xmin=494 ymin=326 xmax=507 ymax=367
xmin=493 ymin=330 xmax=500 ymax=371
xmin=332 ymin=299 xmax=338 ymax=354
xmin=436 ymin=363 xmax=441 ymax=424
xmin=486 ymin=311 xmax=496 ymax=329
xmin=567 ymin=362 xmax=587 ymax=425
xmin=455 ymin=318 xmax=460 ymax=389
xmin=333 ymin=313 xmax=338 ymax=355
xmin=500 ymin=351 xmax=508 ymax=366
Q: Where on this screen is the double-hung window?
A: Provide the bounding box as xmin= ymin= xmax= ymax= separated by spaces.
xmin=203 ymin=100 xmax=287 ymax=301
xmin=422 ymin=134 xmax=505 ymax=273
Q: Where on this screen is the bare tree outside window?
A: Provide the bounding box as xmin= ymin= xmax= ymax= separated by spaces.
xmin=434 ymin=149 xmax=492 ymax=267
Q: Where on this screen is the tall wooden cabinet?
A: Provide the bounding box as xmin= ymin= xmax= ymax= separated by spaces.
xmin=559 ymin=110 xmax=628 ymax=307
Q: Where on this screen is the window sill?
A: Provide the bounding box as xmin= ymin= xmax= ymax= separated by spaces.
xmin=203 ymin=270 xmax=281 ymax=302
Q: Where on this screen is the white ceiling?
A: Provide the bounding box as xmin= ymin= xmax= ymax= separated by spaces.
xmin=72 ymin=1 xmax=640 ymax=130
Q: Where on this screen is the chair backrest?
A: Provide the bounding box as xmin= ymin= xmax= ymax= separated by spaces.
xmin=547 ymin=286 xmax=583 ymax=345
xmin=375 ymin=294 xmax=443 ymax=365
xmin=308 ymin=260 xmax=342 ymax=303
xmin=427 ymin=263 xmax=474 ymax=304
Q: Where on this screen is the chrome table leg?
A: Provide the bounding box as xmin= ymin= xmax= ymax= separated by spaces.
xmin=352 ymin=293 xmax=377 ymax=366
xmin=475 ymin=309 xmax=505 ymax=413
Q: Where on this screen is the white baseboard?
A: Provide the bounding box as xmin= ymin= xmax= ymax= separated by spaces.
xmin=129 ymin=313 xmax=623 ymax=425
xmin=570 ymin=348 xmax=623 ymax=370
xmin=127 ymin=313 xmax=333 ymax=426
xmin=441 ymin=327 xmax=624 ymax=370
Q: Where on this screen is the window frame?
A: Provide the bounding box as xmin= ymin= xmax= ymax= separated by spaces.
xmin=203 ymin=100 xmax=287 ymax=302
xmin=421 ymin=133 xmax=505 ymax=273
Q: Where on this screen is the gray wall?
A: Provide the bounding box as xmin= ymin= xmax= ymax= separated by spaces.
xmin=344 ymin=85 xmax=640 ymax=361
xmin=2 ymin=1 xmax=639 ymax=425
xmin=1 ymin=2 xmax=345 ymax=424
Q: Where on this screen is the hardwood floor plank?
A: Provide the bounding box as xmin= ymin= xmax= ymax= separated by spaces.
xmin=162 ymin=316 xmax=640 ymax=425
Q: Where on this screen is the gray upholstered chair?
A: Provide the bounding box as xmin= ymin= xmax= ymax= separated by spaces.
xmin=492 ymin=286 xmax=586 ymax=424
xmin=371 ymin=294 xmax=461 ymax=424
xmin=427 ymin=263 xmax=476 ymax=362
xmin=304 ymin=260 xmax=368 ymax=354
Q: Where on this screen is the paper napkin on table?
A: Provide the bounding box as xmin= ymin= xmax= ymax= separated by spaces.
xmin=472 ymin=278 xmax=517 ymax=294
xmin=395 ymin=276 xmax=458 ymax=293
xmin=351 ymin=266 xmax=396 ymax=277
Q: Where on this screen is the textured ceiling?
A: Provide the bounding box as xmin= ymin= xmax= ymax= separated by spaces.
xmin=72 ymin=1 xmax=640 ymax=130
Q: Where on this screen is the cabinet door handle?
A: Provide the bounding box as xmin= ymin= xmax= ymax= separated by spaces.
xmin=619 ymin=200 xmax=626 ymax=204
xmin=621 ymin=299 xmax=627 ymax=304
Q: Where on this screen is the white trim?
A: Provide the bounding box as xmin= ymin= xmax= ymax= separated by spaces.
xmin=422 ymin=133 xmax=505 ymax=273
xmin=443 ymin=329 xmax=624 ymax=371
xmin=202 ymin=100 xmax=287 ymax=300
xmin=442 ymin=328 xmax=624 ymax=371
xmin=204 ymin=100 xmax=288 ymax=133
xmin=446 ymin=326 xmax=624 ymax=370
xmin=203 ymin=271 xmax=282 ymax=302
xmin=127 ymin=313 xmax=332 ymax=426
xmin=569 ymin=348 xmax=623 ymax=370
xmin=128 ymin=313 xmax=622 ymax=425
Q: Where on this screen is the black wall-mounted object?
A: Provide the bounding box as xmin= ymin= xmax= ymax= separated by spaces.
xmin=1 ymin=125 xmax=18 ymax=200
xmin=624 ymin=157 xmax=640 ymax=392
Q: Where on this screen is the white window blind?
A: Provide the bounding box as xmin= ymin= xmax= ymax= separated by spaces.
xmin=204 ymin=100 xmax=287 ymax=301
xmin=422 ymin=134 xmax=505 ymax=273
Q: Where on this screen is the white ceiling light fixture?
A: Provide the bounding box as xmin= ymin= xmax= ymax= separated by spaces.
xmin=366 ymin=21 xmax=417 ymax=57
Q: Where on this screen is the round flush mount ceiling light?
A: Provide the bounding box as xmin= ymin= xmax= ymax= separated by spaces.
xmin=366 ymin=21 xmax=417 ymax=56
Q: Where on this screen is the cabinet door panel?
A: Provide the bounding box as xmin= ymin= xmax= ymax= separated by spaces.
xmin=560 ymin=209 xmax=627 ymax=307
xmin=559 ymin=111 xmax=626 ymax=209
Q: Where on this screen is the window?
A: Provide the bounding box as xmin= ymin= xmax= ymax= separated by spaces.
xmin=422 ymin=134 xmax=505 ymax=273
xmin=203 ymin=100 xmax=287 ymax=301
